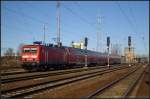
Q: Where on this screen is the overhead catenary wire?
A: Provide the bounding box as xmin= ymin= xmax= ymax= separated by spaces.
xmin=74 ymin=1 xmax=96 ymax=25
xmin=62 ymin=4 xmax=96 ymax=30
xmin=115 ymin=1 xmax=138 ymax=36
xmin=1 ymin=10 xmax=35 ymax=40
xmin=1 ymin=23 xmax=35 ymax=41
xmin=127 ymin=3 xmax=144 ymax=40
xmin=116 ymin=1 xmax=145 ymax=42
xmin=127 ymin=3 xmax=139 ymax=32
xmin=74 ymin=1 xmax=86 ymax=12
xmin=115 ymin=1 xmax=148 ymax=57
xmin=3 ymin=3 xmax=98 ymax=44
xmin=3 ymin=6 xmax=75 ymax=43
xmin=3 ymin=7 xmax=43 ymax=40
xmin=3 ymin=7 xmax=49 ymax=25
xmin=127 ymin=2 xmax=147 ymax=49
xmin=61 ymin=3 xmax=100 ymax=46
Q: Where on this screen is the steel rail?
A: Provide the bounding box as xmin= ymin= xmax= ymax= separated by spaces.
xmin=1 ymin=71 xmax=28 ymax=76
xmin=1 ymin=65 xmax=118 ymax=83
xmin=86 ymin=66 xmax=140 ymax=98
xmin=1 ymin=66 xmax=130 ymax=98
xmin=2 ymin=66 xmax=125 ymax=93
xmin=122 ymin=68 xmax=145 ymax=97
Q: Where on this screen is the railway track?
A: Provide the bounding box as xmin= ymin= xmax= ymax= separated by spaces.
xmin=1 ymin=64 xmax=126 ymax=76
xmin=1 ymin=70 xmax=27 ymax=76
xmin=1 ymin=64 xmax=121 ymax=83
xmin=122 ymin=70 xmax=145 ymax=98
xmin=1 ymin=66 xmax=103 ymax=83
xmin=1 ymin=65 xmax=130 ymax=98
xmin=86 ymin=65 xmax=145 ymax=98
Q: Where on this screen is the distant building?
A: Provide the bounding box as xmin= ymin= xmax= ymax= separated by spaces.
xmin=124 ymin=47 xmax=135 ymax=63
xmin=111 ymin=44 xmax=120 ymax=55
xmin=121 ymin=55 xmax=126 ymax=63
xmin=71 ymin=41 xmax=85 ymax=49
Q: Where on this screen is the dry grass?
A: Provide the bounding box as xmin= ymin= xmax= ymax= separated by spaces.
xmin=1 ymin=56 xmax=21 ymax=70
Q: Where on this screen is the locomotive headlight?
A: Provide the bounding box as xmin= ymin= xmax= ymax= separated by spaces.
xmin=22 ymin=55 xmax=29 ymax=58
xmin=31 ymin=55 xmax=37 ymax=58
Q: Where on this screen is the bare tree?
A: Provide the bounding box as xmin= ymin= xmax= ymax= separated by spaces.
xmin=4 ymin=48 xmax=15 ymax=58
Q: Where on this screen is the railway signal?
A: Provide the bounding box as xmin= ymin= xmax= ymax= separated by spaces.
xmin=128 ymin=36 xmax=131 ymax=51
xmin=84 ymin=37 xmax=88 ymax=68
xmin=128 ymin=36 xmax=131 ymax=66
xmin=107 ymin=37 xmax=110 ymax=47
xmin=107 ymin=36 xmax=110 ymax=68
xmin=128 ymin=36 xmax=131 ymax=47
xmin=84 ymin=37 xmax=88 ymax=49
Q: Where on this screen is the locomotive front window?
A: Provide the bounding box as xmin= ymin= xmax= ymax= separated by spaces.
xmin=30 ymin=48 xmax=37 ymax=53
xmin=23 ymin=48 xmax=37 ymax=53
xmin=23 ymin=48 xmax=30 ymax=52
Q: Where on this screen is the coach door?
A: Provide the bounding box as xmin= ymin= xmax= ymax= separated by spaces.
xmin=64 ymin=48 xmax=70 ymax=64
xmin=44 ymin=47 xmax=48 ymax=65
xmin=41 ymin=47 xmax=45 ymax=64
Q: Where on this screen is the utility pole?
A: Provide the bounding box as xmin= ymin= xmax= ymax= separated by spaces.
xmin=56 ymin=1 xmax=61 ymax=47
xmin=96 ymin=16 xmax=104 ymax=52
xmin=96 ymin=16 xmax=100 ymax=52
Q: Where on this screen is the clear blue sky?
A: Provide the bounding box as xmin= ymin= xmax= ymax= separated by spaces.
xmin=1 ymin=1 xmax=149 ymax=56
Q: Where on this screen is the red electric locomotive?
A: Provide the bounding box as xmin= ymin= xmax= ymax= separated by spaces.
xmin=20 ymin=41 xmax=121 ymax=71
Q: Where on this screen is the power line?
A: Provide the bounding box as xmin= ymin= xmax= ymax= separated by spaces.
xmin=75 ymin=1 xmax=97 ymax=26
xmin=74 ymin=1 xmax=94 ymax=23
xmin=61 ymin=3 xmax=98 ymax=44
xmin=4 ymin=7 xmax=48 ymax=25
xmin=62 ymin=4 xmax=96 ymax=30
xmin=1 ymin=23 xmax=34 ymax=40
xmin=127 ymin=3 xmax=142 ymax=36
xmin=115 ymin=2 xmax=148 ymax=56
xmin=115 ymin=2 xmax=138 ymax=36
xmin=3 ymin=6 xmax=67 ymax=43
xmin=1 ymin=14 xmax=37 ymax=41
xmin=127 ymin=2 xmax=146 ymax=45
xmin=3 ymin=7 xmax=44 ymax=40
xmin=127 ymin=3 xmax=138 ymax=31
xmin=73 ymin=2 xmax=106 ymax=52
xmin=3 ymin=3 xmax=96 ymax=47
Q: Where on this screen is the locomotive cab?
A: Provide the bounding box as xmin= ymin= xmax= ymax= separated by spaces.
xmin=21 ymin=45 xmax=40 ymax=71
